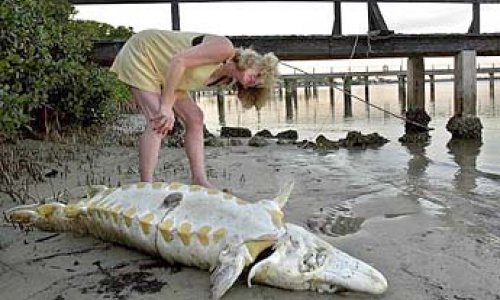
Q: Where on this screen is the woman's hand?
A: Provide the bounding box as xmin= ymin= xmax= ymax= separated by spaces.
xmin=151 ymin=106 xmax=175 ymax=136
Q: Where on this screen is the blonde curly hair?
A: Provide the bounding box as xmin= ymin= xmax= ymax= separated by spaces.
xmin=231 ymin=48 xmax=279 ymax=110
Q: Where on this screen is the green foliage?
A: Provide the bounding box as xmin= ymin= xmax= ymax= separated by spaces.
xmin=72 ymin=19 xmax=134 ymax=40
xmin=0 ymin=0 xmax=133 ymax=137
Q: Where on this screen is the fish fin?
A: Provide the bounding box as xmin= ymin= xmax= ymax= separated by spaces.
xmin=247 ymin=259 xmax=270 ymax=288
xmin=210 ymin=244 xmax=251 ymax=300
xmin=273 ymin=180 xmax=294 ymax=209
xmin=86 ymin=185 xmax=108 ymax=199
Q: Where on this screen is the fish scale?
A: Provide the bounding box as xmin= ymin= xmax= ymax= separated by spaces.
xmin=75 ymin=182 xmax=284 ymax=268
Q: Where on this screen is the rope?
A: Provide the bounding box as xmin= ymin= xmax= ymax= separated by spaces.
xmin=278 ymin=61 xmax=434 ymax=143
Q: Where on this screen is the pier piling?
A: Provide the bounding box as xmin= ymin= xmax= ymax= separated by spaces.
xmin=217 ymin=88 xmax=226 ymax=126
xmin=398 ymin=75 xmax=407 ymax=113
xmin=344 ymin=76 xmax=353 ymax=117
xmin=447 ymin=50 xmax=482 ymax=139
xmin=406 ymin=56 xmax=431 ymax=133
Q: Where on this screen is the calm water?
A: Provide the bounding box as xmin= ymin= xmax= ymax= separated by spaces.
xmin=197 ymin=80 xmax=500 ymax=236
xmin=199 ymin=80 xmax=500 ymax=172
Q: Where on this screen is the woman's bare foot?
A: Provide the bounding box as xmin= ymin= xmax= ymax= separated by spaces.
xmin=192 ymin=178 xmax=216 ymax=189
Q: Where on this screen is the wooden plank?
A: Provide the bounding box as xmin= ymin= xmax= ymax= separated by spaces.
xmin=91 ymin=33 xmax=500 ymax=65
xmin=70 ymin=0 xmax=500 ymax=4
xmin=228 ymin=34 xmax=500 ymax=60
xmin=281 ymin=67 xmax=500 ymax=80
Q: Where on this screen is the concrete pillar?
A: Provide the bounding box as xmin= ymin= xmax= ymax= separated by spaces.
xmin=407 ymin=56 xmax=425 ymax=110
xmin=344 ymin=76 xmax=353 ymax=117
xmin=454 ymin=50 xmax=477 ymax=116
xmin=398 ymin=75 xmax=407 ymax=113
xmin=217 ymin=88 xmax=225 ymax=126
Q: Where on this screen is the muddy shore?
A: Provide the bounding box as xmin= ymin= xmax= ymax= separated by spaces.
xmin=1 ymin=128 xmax=500 ymax=300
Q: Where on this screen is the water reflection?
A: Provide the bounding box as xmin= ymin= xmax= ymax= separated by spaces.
xmin=198 ymin=80 xmax=499 ymax=134
xmin=405 ymin=142 xmax=431 ymax=179
xmin=446 ymin=139 xmax=482 ymax=192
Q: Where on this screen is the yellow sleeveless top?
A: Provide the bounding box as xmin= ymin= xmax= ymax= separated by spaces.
xmin=110 ymin=29 xmax=221 ymax=93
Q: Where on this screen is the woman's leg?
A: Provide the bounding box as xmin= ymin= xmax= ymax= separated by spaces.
xmin=130 ymin=87 xmax=164 ymax=182
xmin=173 ymin=92 xmax=214 ymax=188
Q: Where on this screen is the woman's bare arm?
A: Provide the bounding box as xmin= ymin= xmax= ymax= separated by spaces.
xmin=160 ymin=35 xmax=234 ymax=110
xmin=151 ymin=35 xmax=234 ymax=135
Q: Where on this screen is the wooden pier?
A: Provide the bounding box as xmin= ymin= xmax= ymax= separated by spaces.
xmin=72 ymin=0 xmax=500 ymax=137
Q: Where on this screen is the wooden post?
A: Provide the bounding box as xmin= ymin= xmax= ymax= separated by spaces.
xmin=292 ymin=79 xmax=298 ymax=110
xmin=454 ymin=50 xmax=477 ymax=116
xmin=407 ymin=56 xmax=425 ymax=111
xmin=171 ymin=1 xmax=180 ymax=30
xmin=490 ymin=72 xmax=495 ymax=101
xmin=429 ymin=74 xmax=436 ymax=103
xmin=364 ymin=74 xmax=369 ymax=103
xmin=332 ymin=1 xmax=342 ymax=36
xmin=367 ymin=1 xmax=390 ymax=34
xmin=468 ymin=2 xmax=480 ymax=34
xmin=329 ymin=77 xmax=335 ymax=108
xmin=398 ymin=75 xmax=407 ymax=113
xmin=344 ymin=76 xmax=352 ymax=117
xmin=285 ymin=79 xmax=293 ymax=120
xmin=217 ymin=88 xmax=225 ymax=126
xmin=312 ymin=80 xmax=318 ymax=98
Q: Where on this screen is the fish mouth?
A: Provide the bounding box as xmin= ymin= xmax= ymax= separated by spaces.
xmin=317 ymin=250 xmax=388 ymax=294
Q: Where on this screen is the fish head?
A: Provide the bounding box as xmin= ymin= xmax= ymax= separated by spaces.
xmin=248 ymin=223 xmax=388 ymax=294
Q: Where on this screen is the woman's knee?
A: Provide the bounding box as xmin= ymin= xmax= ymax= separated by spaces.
xmin=183 ymin=107 xmax=205 ymax=130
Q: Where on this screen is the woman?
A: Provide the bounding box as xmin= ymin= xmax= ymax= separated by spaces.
xmin=110 ymin=29 xmax=279 ymax=188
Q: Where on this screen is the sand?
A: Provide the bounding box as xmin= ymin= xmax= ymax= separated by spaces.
xmin=1 ymin=136 xmax=500 ymax=300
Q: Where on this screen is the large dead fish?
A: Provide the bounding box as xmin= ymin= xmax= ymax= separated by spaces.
xmin=5 ymin=181 xmax=387 ymax=299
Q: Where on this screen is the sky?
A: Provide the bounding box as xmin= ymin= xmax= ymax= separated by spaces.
xmin=74 ymin=2 xmax=500 ymax=74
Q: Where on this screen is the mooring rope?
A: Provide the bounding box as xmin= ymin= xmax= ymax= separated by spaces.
xmin=278 ymin=60 xmax=433 ymax=143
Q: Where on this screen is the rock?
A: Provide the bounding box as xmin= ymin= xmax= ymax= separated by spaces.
xmin=220 ymin=126 xmax=252 ymax=138
xmin=203 ymin=125 xmax=215 ymax=138
xmin=446 ymin=115 xmax=483 ymax=139
xmin=164 ymin=135 xmax=183 ymax=148
xmin=338 ymin=131 xmax=389 ymax=149
xmin=295 ymin=139 xmax=317 ymax=149
xmin=315 ymin=135 xmax=339 ymax=150
xmin=204 ymin=137 xmax=228 ymax=147
xmin=307 ymin=205 xmax=365 ymax=237
xmin=275 ymin=130 xmax=298 ymax=140
xmin=230 ymin=139 xmax=243 ymax=146
xmin=254 ymin=129 xmax=274 ymax=138
xmin=399 ymin=132 xmax=431 ymax=144
xmin=248 ymin=136 xmax=269 ymax=147
xmin=405 ymin=108 xmax=431 ymax=134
